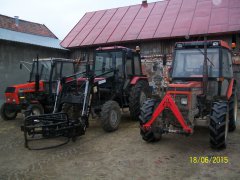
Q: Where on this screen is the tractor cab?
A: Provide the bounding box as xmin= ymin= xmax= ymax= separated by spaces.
xmin=92 ymin=46 xmax=146 ymax=107
xmin=94 ymin=46 xmax=142 ymax=79
xmin=170 ymin=40 xmax=233 ymax=98
xmin=29 ymin=58 xmax=80 ymax=94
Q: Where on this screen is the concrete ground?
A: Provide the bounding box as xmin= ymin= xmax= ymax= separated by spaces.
xmin=0 ymin=112 xmax=239 ymax=180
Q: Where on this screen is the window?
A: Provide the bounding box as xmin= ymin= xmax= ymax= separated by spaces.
xmin=222 ymin=49 xmax=233 ymax=78
xmin=30 ymin=61 xmax=52 ymax=81
xmin=134 ymin=55 xmax=141 ymax=75
xmin=115 ymin=52 xmax=124 ymax=77
xmin=94 ymin=52 xmax=114 ymax=77
xmin=62 ymin=62 xmax=75 ymax=77
xmin=52 ymin=63 xmax=61 ymax=81
xmin=125 ymin=59 xmax=133 ymax=75
xmin=172 ymin=48 xmax=220 ymax=78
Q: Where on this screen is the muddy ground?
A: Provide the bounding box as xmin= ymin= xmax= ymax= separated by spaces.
xmin=0 ymin=112 xmax=239 ymax=180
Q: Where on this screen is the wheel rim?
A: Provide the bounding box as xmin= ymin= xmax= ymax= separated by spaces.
xmin=140 ymin=91 xmax=147 ymax=106
xmin=234 ymin=93 xmax=238 ymax=124
xmin=32 ymin=108 xmax=41 ymax=116
xmin=110 ymin=110 xmax=118 ymax=128
xmin=5 ymin=110 xmax=16 ymax=118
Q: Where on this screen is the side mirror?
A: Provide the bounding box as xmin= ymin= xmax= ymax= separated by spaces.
xmin=20 ymin=63 xmax=22 ymax=69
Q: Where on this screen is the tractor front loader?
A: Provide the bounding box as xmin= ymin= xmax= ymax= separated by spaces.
xmin=21 ymin=68 xmax=94 ymax=150
xmin=140 ymin=40 xmax=238 ymax=149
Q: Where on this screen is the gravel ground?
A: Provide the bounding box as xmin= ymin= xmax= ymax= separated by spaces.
xmin=0 ymin=112 xmax=239 ymax=180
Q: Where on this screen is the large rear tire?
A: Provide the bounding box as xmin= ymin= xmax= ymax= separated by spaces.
xmin=209 ymin=102 xmax=228 ymax=149
xmin=229 ymin=86 xmax=238 ymax=132
xmin=129 ymin=80 xmax=151 ymax=121
xmin=139 ymin=99 xmax=162 ymax=142
xmin=100 ymin=100 xmax=121 ymax=132
xmin=0 ymin=103 xmax=18 ymax=120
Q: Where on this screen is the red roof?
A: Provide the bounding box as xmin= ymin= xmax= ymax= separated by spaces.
xmin=0 ymin=14 xmax=57 ymax=39
xmin=61 ymin=0 xmax=240 ymax=48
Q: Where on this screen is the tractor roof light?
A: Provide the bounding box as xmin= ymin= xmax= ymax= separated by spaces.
xmin=212 ymin=41 xmax=220 ymax=46
xmin=136 ymin=46 xmax=141 ymax=52
xmin=176 ymin=43 xmax=183 ymax=48
xmin=232 ymin=42 xmax=236 ymax=49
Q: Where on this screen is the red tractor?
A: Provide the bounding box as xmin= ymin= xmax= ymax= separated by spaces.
xmin=140 ymin=40 xmax=238 ymax=149
xmin=0 ymin=58 xmax=83 ymax=120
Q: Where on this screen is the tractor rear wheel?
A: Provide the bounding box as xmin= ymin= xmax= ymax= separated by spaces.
xmin=229 ymin=87 xmax=238 ymax=132
xmin=209 ymin=102 xmax=228 ymax=149
xmin=100 ymin=100 xmax=121 ymax=132
xmin=129 ymin=80 xmax=151 ymax=121
xmin=139 ymin=99 xmax=162 ymax=142
xmin=0 ymin=103 xmax=18 ymax=120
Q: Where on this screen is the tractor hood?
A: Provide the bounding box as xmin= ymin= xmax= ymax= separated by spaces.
xmin=10 ymin=81 xmax=44 ymax=93
xmin=168 ymin=81 xmax=202 ymax=91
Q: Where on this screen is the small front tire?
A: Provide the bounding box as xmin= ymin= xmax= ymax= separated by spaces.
xmin=100 ymin=101 xmax=121 ymax=132
xmin=209 ymin=102 xmax=228 ymax=149
xmin=139 ymin=99 xmax=162 ymax=142
xmin=0 ymin=103 xmax=18 ymax=120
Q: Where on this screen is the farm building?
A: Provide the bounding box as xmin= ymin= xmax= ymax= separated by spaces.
xmin=0 ymin=14 xmax=69 ymax=104
xmin=61 ymin=0 xmax=240 ymax=95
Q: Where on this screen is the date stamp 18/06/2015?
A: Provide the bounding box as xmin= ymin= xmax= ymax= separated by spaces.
xmin=190 ymin=156 xmax=229 ymax=164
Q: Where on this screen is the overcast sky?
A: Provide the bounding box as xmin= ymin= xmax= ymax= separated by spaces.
xmin=1 ymin=0 xmax=158 ymax=40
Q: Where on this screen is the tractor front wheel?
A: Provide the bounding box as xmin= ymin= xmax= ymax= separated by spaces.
xmin=100 ymin=100 xmax=121 ymax=132
xmin=229 ymin=87 xmax=238 ymax=132
xmin=209 ymin=102 xmax=228 ymax=149
xmin=129 ymin=80 xmax=151 ymax=121
xmin=0 ymin=103 xmax=18 ymax=120
xmin=27 ymin=104 xmax=44 ymax=116
xmin=139 ymin=99 xmax=162 ymax=142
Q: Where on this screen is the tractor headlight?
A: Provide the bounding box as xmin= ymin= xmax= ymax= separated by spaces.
xmin=180 ymin=98 xmax=188 ymax=105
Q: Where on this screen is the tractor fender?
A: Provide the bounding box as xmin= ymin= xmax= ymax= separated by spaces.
xmin=130 ymin=76 xmax=148 ymax=85
xmin=226 ymin=79 xmax=234 ymax=100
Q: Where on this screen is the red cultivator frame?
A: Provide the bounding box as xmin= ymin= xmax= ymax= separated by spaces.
xmin=142 ymin=94 xmax=192 ymax=134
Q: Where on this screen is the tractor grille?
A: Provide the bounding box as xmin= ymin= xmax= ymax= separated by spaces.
xmin=5 ymin=87 xmax=16 ymax=93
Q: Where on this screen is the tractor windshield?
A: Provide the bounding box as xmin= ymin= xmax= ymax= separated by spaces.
xmin=30 ymin=60 xmax=52 ymax=81
xmin=94 ymin=51 xmax=123 ymax=77
xmin=172 ymin=48 xmax=219 ymax=78
xmin=30 ymin=61 xmax=75 ymax=81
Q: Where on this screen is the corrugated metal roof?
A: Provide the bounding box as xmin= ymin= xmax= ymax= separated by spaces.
xmin=0 ymin=28 xmax=66 ymax=50
xmin=0 ymin=14 xmax=57 ymax=39
xmin=61 ymin=0 xmax=240 ymax=48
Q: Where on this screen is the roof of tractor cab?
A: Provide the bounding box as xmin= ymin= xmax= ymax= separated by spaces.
xmin=175 ymin=40 xmax=231 ymax=50
xmin=96 ymin=46 xmax=136 ymax=52
xmin=32 ymin=58 xmax=76 ymax=63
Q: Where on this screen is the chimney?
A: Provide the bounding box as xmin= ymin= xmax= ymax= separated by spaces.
xmin=142 ymin=0 xmax=148 ymax=7
xmin=14 ymin=16 xmax=19 ymax=27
